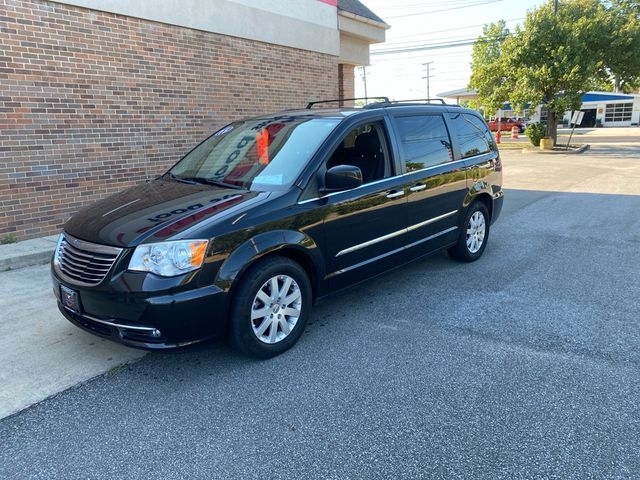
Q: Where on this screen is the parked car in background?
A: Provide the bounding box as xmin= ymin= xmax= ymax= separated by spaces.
xmin=51 ymin=98 xmax=504 ymax=358
xmin=487 ymin=117 xmax=525 ymax=133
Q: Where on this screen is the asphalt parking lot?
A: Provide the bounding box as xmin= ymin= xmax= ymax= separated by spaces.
xmin=1 ymin=131 xmax=639 ymax=479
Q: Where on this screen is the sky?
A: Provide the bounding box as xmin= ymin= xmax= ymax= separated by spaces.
xmin=357 ymin=0 xmax=548 ymax=100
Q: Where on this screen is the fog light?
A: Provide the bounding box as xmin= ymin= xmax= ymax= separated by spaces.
xmin=151 ymin=329 xmax=161 ymax=338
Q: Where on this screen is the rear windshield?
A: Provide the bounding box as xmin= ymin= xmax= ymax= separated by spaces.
xmin=169 ymin=115 xmax=340 ymax=191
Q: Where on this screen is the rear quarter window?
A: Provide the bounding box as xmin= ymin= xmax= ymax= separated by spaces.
xmin=447 ymin=113 xmax=495 ymax=158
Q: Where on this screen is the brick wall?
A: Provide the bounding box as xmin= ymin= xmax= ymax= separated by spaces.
xmin=338 ymin=63 xmax=355 ymax=106
xmin=0 ymin=0 xmax=339 ymax=241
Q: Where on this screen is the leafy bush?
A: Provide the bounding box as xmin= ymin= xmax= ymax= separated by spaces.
xmin=525 ymin=122 xmax=546 ymax=146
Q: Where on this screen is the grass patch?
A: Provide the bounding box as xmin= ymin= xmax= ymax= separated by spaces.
xmin=106 ymin=364 xmax=127 ymax=377
xmin=1 ymin=234 xmax=17 ymax=244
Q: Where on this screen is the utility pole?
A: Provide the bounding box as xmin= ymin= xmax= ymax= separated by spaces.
xmin=360 ymin=66 xmax=368 ymax=99
xmin=421 ymin=61 xmax=434 ymax=99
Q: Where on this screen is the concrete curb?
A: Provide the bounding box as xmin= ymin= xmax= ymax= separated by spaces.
xmin=497 ymin=143 xmax=529 ymax=150
xmin=519 ymin=144 xmax=591 ymax=155
xmin=0 ymin=234 xmax=59 ymax=271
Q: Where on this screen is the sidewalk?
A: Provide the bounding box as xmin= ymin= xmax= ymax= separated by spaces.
xmin=0 ymin=234 xmax=60 ymax=271
xmin=0 ymin=237 xmax=145 ymax=418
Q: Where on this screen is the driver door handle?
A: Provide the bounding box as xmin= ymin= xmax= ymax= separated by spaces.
xmin=385 ymin=190 xmax=405 ymax=199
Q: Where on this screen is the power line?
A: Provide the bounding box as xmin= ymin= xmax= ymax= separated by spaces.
xmin=372 ymin=38 xmax=479 ymax=55
xmin=384 ymin=0 xmax=503 ymax=19
xmin=381 ymin=31 xmax=499 ymax=48
xmin=385 ymin=17 xmax=523 ymax=41
xmin=372 ymin=33 xmax=511 ymax=56
xmin=382 ymin=0 xmax=501 ymax=10
xmin=371 ymin=50 xmax=473 ymax=62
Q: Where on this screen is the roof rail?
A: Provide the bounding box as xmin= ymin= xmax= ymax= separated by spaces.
xmin=389 ymin=98 xmax=451 ymax=105
xmin=306 ymin=97 xmax=390 ymax=109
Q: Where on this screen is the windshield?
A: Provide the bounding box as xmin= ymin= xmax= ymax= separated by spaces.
xmin=168 ymin=115 xmax=340 ymax=191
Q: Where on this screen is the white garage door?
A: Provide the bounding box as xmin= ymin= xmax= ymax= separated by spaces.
xmin=604 ymin=103 xmax=633 ymax=126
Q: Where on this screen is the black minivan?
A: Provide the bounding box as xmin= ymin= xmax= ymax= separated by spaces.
xmin=51 ymin=99 xmax=503 ymax=358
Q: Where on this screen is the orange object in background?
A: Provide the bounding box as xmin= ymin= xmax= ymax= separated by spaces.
xmin=256 ymin=128 xmax=269 ymax=165
xmin=511 ymin=126 xmax=519 ymax=139
xmin=495 ymin=130 xmax=501 ymax=144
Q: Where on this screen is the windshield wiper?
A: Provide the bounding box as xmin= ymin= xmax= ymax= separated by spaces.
xmin=165 ymin=173 xmax=197 ymax=185
xmin=187 ymin=177 xmax=243 ymax=190
xmin=165 ymin=172 xmax=243 ymax=189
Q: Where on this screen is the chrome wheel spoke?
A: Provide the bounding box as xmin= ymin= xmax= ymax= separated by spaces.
xmin=269 ymin=277 xmax=279 ymax=300
xmin=251 ymin=306 xmax=270 ymax=320
xmin=256 ymin=290 xmax=271 ymax=305
xmin=283 ymin=290 xmax=301 ymax=305
xmin=268 ymin=320 xmax=279 ymax=343
xmin=279 ymin=276 xmax=293 ymax=298
xmin=279 ymin=317 xmax=291 ymax=335
xmin=255 ymin=318 xmax=271 ymax=337
xmin=282 ymin=306 xmax=300 ymax=317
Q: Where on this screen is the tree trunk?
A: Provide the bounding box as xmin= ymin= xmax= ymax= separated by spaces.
xmin=614 ymin=77 xmax=622 ymax=93
xmin=546 ymin=110 xmax=558 ymax=146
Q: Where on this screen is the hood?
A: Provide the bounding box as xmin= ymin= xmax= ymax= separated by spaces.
xmin=64 ymin=179 xmax=265 ymax=247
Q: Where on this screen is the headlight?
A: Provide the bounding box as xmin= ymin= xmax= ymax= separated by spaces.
xmin=128 ymin=240 xmax=208 ymax=277
xmin=53 ymin=233 xmax=64 ymax=267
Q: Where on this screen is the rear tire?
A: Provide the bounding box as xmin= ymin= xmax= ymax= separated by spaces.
xmin=229 ymin=256 xmax=311 ymax=359
xmin=448 ymin=201 xmax=490 ymax=262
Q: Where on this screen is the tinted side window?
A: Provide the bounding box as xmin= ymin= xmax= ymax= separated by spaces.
xmin=394 ymin=115 xmax=452 ymax=172
xmin=326 ymin=122 xmax=391 ymax=184
xmin=447 ymin=113 xmax=494 ymax=158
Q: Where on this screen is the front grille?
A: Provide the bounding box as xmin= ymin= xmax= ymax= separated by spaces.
xmin=56 ymin=234 xmax=122 ymax=286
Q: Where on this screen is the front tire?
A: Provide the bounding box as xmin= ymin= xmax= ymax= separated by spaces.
xmin=229 ymin=256 xmax=312 ymax=359
xmin=448 ymin=201 xmax=490 ymax=262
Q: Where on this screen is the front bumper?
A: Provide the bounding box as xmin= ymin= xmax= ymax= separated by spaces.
xmin=52 ymin=271 xmax=228 ymax=350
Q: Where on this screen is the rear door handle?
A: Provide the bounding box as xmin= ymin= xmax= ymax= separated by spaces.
xmin=409 ymin=184 xmax=426 ymax=192
xmin=385 ymin=190 xmax=405 ymax=199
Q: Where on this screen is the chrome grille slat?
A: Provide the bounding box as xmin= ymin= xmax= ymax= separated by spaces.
xmin=60 ymin=262 xmax=105 ymax=279
xmin=55 ymin=234 xmax=123 ymax=286
xmin=59 ymin=252 xmax=111 ymax=273
xmin=60 ymin=243 xmax=114 ymax=262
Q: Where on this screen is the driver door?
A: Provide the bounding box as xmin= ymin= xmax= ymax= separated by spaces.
xmin=319 ymin=118 xmax=409 ymax=292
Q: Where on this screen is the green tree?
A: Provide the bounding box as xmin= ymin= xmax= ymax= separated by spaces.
xmin=470 ymin=0 xmax=640 ymax=145
xmin=506 ymin=0 xmax=608 ymax=143
xmin=599 ymin=1 xmax=640 ymax=91
xmin=608 ymin=0 xmax=640 ymax=16
xmin=469 ymin=20 xmax=511 ymax=112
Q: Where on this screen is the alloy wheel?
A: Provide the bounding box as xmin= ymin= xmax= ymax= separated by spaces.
xmin=466 ymin=211 xmax=486 ymax=254
xmin=251 ymin=274 xmax=302 ymax=344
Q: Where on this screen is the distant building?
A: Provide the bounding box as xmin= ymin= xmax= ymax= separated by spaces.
xmin=563 ymin=92 xmax=640 ymax=127
xmin=438 ymin=88 xmax=640 ymax=127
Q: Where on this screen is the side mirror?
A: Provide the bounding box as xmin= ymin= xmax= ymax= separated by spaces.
xmin=324 ymin=165 xmax=363 ymax=192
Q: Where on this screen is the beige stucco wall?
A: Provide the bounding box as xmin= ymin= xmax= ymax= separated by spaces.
xmin=48 ymin=0 xmax=340 ymax=55
xmin=338 ymin=11 xmax=387 ymax=65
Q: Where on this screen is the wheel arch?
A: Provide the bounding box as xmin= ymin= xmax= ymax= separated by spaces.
xmin=216 ymin=229 xmax=324 ymax=307
xmin=464 ymin=190 xmax=493 ymax=221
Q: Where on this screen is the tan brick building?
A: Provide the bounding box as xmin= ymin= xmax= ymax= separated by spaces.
xmin=0 ymin=0 xmax=386 ymax=241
